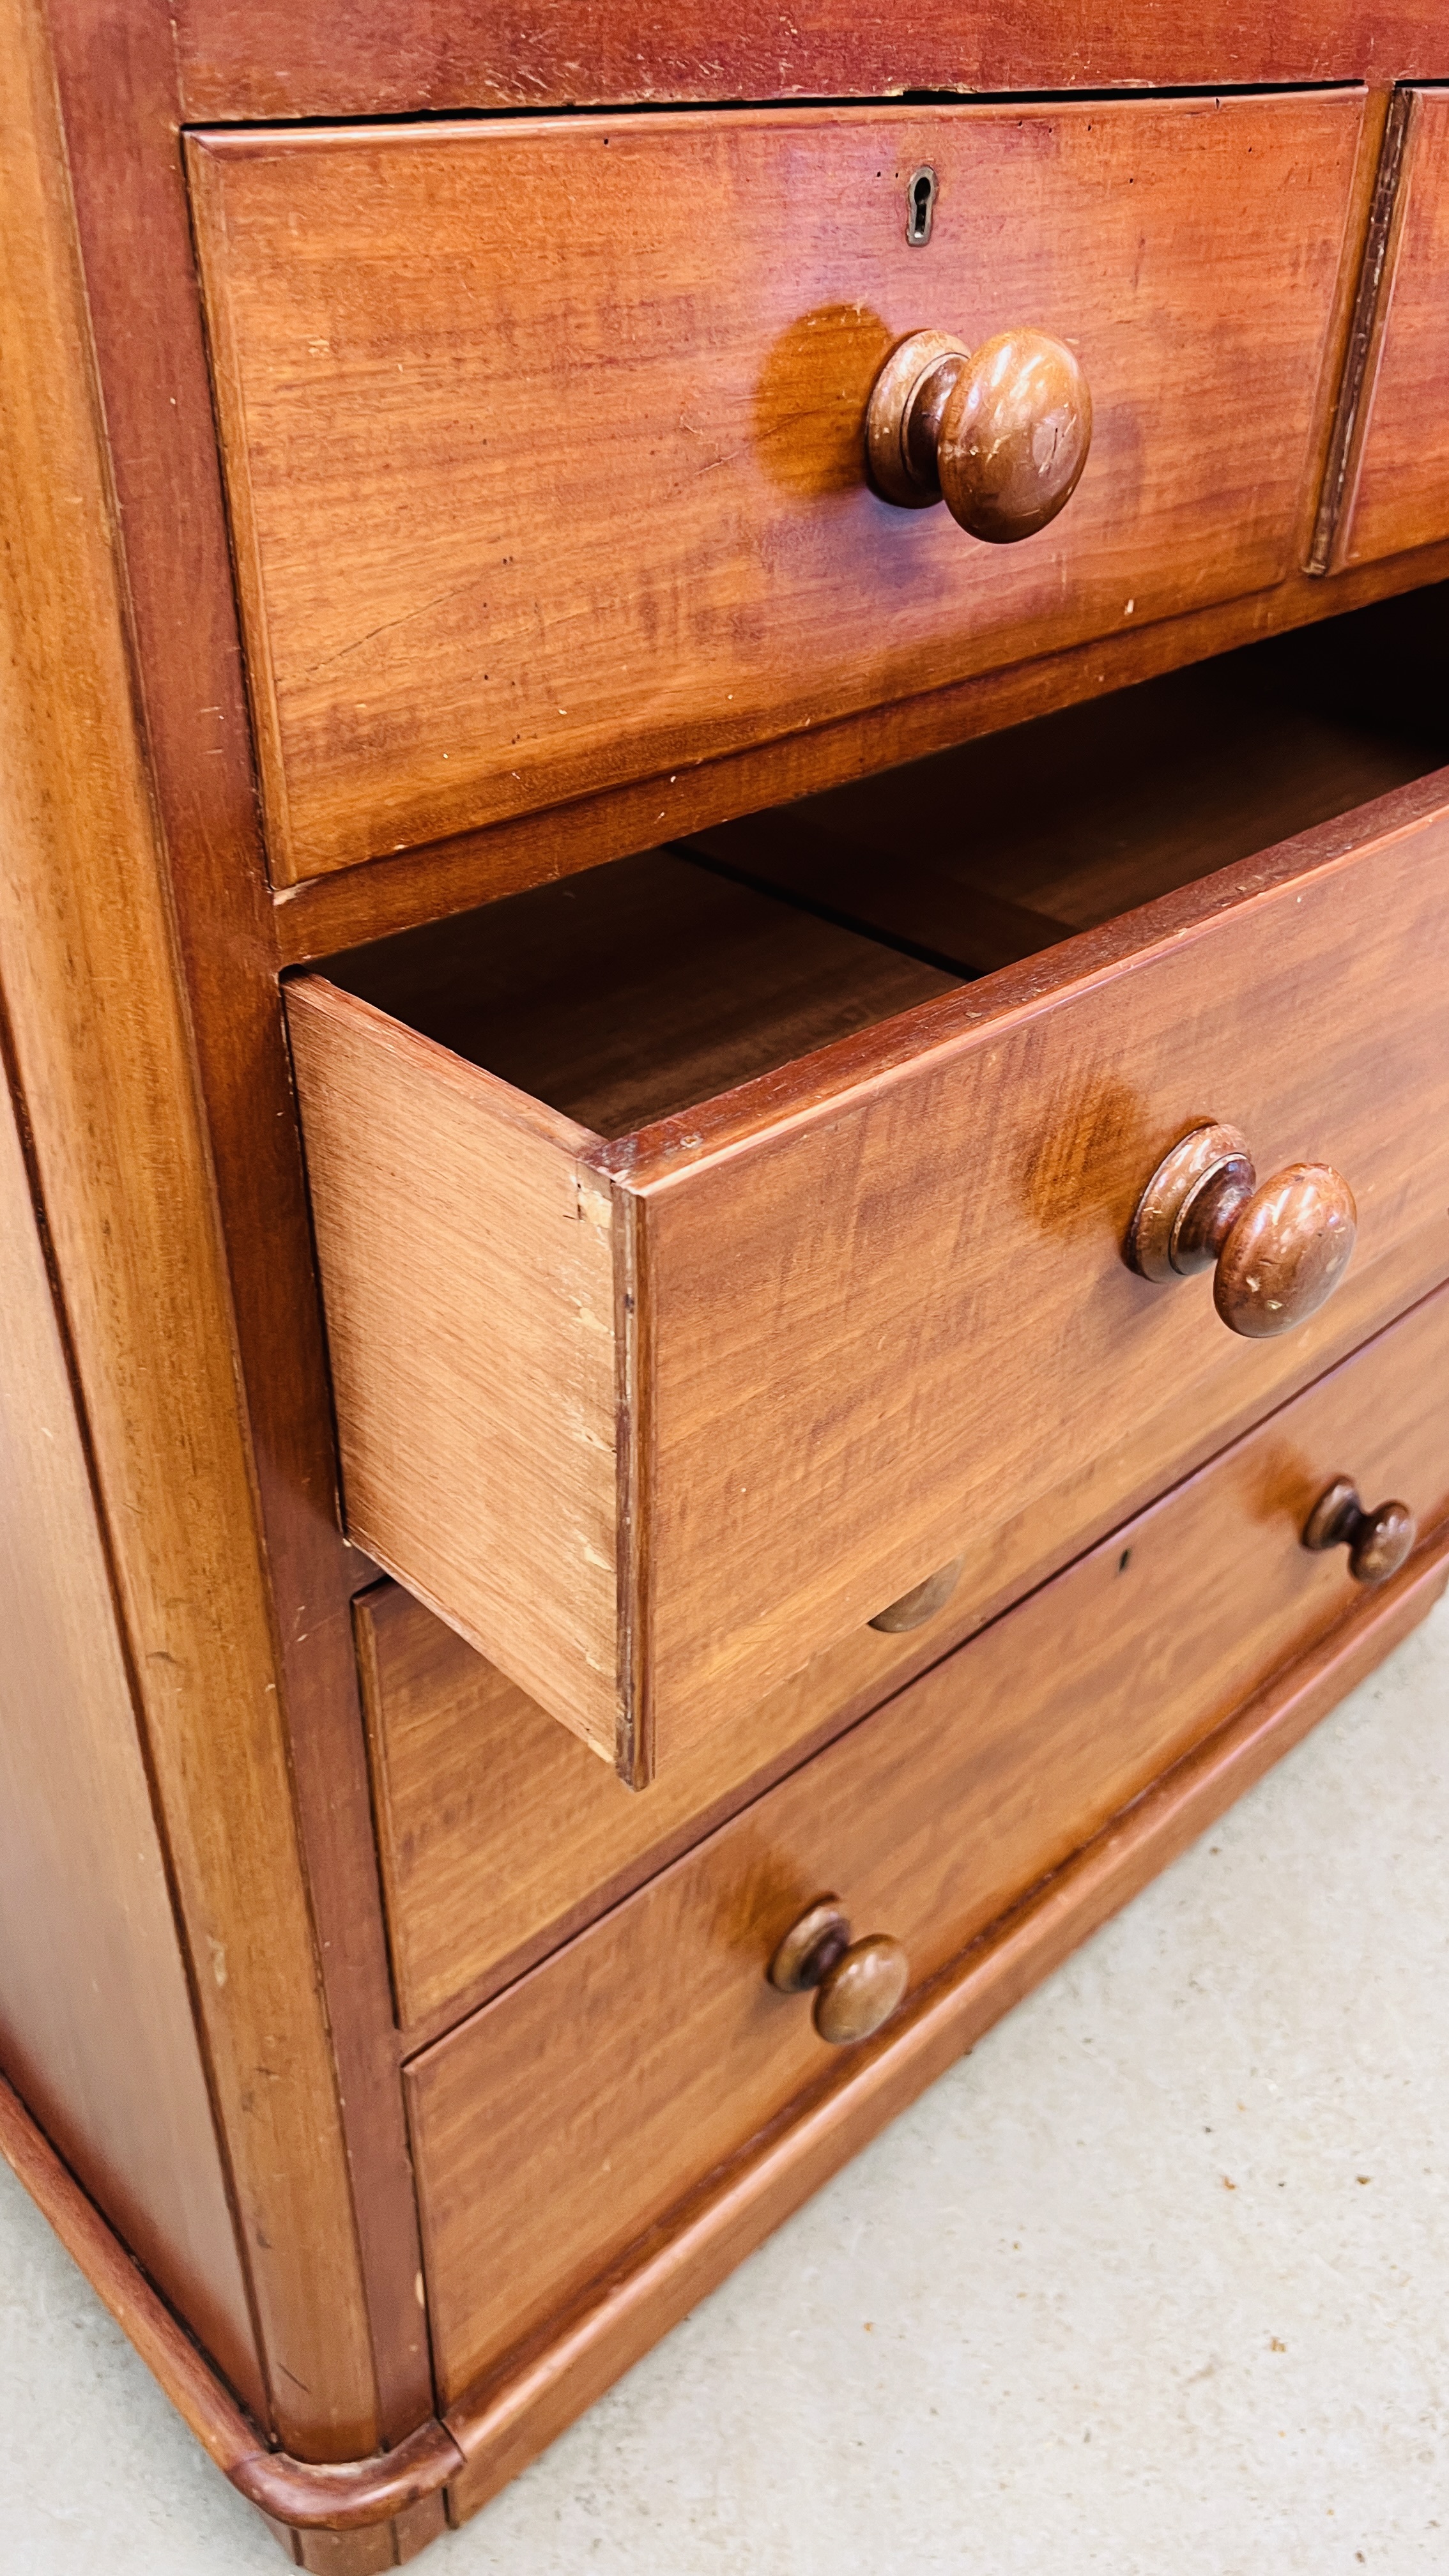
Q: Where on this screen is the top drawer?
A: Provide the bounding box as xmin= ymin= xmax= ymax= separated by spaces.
xmin=286 ymin=599 xmax=1449 ymax=1786
xmin=188 ymin=91 xmax=1364 ymax=884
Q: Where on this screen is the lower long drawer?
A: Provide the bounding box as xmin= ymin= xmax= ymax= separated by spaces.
xmin=407 ymin=1284 xmax=1449 ymax=2409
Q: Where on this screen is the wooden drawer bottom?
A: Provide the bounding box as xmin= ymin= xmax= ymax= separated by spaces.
xmin=408 ymin=1285 xmax=1449 ymax=2410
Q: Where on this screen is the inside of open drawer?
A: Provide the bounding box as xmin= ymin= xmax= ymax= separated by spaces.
xmin=316 ymin=586 xmax=1449 ymax=1142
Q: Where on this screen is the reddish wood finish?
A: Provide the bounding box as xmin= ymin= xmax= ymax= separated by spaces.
xmin=0 ymin=2069 xmax=463 ymax=2543
xmin=358 ymin=1197 xmax=1449 ymax=2044
xmin=0 ymin=0 xmax=404 ymax=2455
xmin=768 ymin=1906 xmax=912 ymax=2046
xmin=1303 ymin=1476 xmax=1418 ymax=1581
xmin=269 ymin=535 xmax=1449 ymax=971
xmin=407 ymin=1283 xmax=1449 ymax=2406
xmin=1337 ymin=87 xmax=1449 ymax=569
xmin=170 ymin=1 xmax=1449 ymax=124
xmin=8 ymin=1517 xmax=1446 ymax=2543
xmin=0 ymin=1030 xmax=259 ymax=2409
xmin=1126 ymin=1121 xmax=1359 ymax=1338
xmin=291 ymin=755 xmax=1449 ymax=1778
xmin=189 ymin=93 xmax=1361 ymax=882
xmin=444 ymin=1526 xmax=1449 ymax=2524
xmin=4 ymin=0 xmax=1448 ymax=2550
xmin=865 ymin=324 xmax=1091 ymax=539
xmin=38 ymin=0 xmax=434 ymax=2448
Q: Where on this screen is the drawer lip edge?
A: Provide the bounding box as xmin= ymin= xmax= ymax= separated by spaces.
xmin=184 ymin=86 xmax=1371 ymax=162
xmin=621 ymin=765 xmax=1449 ymax=1188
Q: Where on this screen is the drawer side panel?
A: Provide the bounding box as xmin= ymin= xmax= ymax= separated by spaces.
xmin=287 ymin=978 xmax=622 ymax=1761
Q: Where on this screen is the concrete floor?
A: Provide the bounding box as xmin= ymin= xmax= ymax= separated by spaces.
xmin=4 ymin=1592 xmax=1448 ymax=2575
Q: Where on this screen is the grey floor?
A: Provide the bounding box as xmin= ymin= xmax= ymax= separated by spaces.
xmin=4 ymin=1594 xmax=1448 ymax=2575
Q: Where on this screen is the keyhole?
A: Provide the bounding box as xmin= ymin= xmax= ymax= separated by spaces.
xmin=907 ymin=166 xmax=937 ymax=247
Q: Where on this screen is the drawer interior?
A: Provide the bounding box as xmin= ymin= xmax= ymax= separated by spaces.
xmin=291 ymin=580 xmax=1449 ymax=1780
xmin=314 ymin=586 xmax=1447 ymax=1142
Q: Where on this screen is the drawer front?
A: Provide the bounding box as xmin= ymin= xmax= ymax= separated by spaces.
xmin=363 ymin=1220 xmax=1449 ymax=2033
xmin=290 ymin=779 xmax=1449 ymax=1777
xmin=190 ymin=92 xmax=1362 ymax=884
xmin=358 ymin=1575 xmax=949 ymax=2035
xmin=1338 ymin=89 xmax=1449 ymax=571
xmin=407 ymin=1283 xmax=1449 ymax=2407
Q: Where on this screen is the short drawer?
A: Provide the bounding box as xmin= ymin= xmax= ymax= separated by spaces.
xmin=406 ymin=1281 xmax=1449 ymax=2409
xmin=288 ymin=600 xmax=1449 ymax=1782
xmin=357 ymin=1572 xmax=973 ymax=2038
xmin=1335 ymin=88 xmax=1449 ymax=571
xmin=188 ymin=90 xmax=1363 ymax=884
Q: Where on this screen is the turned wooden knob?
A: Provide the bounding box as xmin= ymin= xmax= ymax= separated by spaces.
xmin=1125 ymin=1122 xmax=1357 ymax=1338
xmin=1303 ymin=1478 xmax=1416 ymax=1585
xmin=769 ymin=1897 xmax=909 ymax=2046
xmin=866 ymin=325 xmax=1092 ymax=540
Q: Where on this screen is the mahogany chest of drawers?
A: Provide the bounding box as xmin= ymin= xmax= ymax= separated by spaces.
xmin=3 ymin=5 xmax=1448 ymax=2563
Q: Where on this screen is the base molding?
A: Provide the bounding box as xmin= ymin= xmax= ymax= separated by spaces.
xmin=0 ymin=2073 xmax=464 ymax=2534
xmin=4 ymin=1532 xmax=1445 ymax=2546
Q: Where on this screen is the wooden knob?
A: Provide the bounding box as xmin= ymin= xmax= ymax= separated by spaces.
xmin=1124 ymin=1122 xmax=1357 ymax=1338
xmin=1303 ymin=1478 xmax=1416 ymax=1585
xmin=769 ymin=1897 xmax=909 ymax=2046
xmin=866 ymin=325 xmax=1092 ymax=540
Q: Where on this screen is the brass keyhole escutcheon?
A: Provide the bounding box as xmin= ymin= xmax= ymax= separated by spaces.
xmin=906 ymin=166 xmax=937 ymax=246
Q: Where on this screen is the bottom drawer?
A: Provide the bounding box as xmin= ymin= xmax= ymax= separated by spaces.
xmin=408 ymin=1285 xmax=1449 ymax=2409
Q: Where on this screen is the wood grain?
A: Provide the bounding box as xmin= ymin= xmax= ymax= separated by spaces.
xmin=270 ymin=536 xmax=1449 ymax=971
xmin=356 ymin=1200 xmax=1449 ymax=2042
xmin=356 ymin=1570 xmax=968 ymax=2036
xmin=1337 ymin=89 xmax=1449 ymax=570
xmin=0 ymin=0 xmax=384 ymax=2455
xmin=322 ymin=850 xmax=955 ymax=1140
xmin=188 ymin=92 xmax=1362 ymax=881
xmin=289 ymin=2500 xmax=450 ymax=2574
xmin=295 ymin=740 xmax=1449 ymax=1775
xmin=3 ymin=2055 xmax=470 ymax=2537
xmin=1307 ymin=88 xmax=1410 ymax=574
xmin=408 ymin=1279 xmax=1449 ymax=2405
xmin=169 ymin=0 xmax=1448 ymax=124
xmin=40 ymin=0 xmax=436 ymax=2442
xmin=287 ymin=982 xmax=624 ymax=1764
xmin=8 ymin=1506 xmax=1445 ymax=2538
xmin=628 ymin=783 xmax=1449 ymax=1765
xmin=442 ymin=1524 xmax=1449 ymax=2524
xmin=0 ymin=1027 xmax=259 ymax=2410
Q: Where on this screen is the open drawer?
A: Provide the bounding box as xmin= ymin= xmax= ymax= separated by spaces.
xmin=287 ymin=592 xmax=1449 ymax=1782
